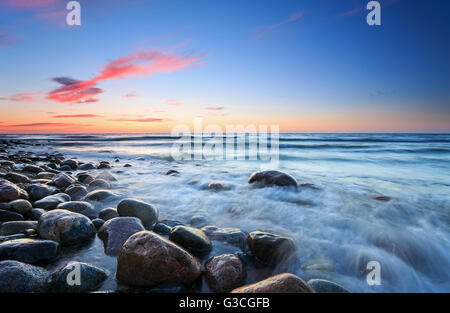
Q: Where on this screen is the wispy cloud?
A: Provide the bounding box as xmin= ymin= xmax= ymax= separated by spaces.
xmin=0 ymin=0 xmax=57 ymax=9
xmin=0 ymin=33 xmax=21 ymax=48
xmin=164 ymin=98 xmax=183 ymax=106
xmin=51 ymin=114 xmax=102 ymax=118
xmin=47 ymin=48 xmax=205 ymax=103
xmin=205 ymin=106 xmax=224 ymax=111
xmin=0 ymin=92 xmax=39 ymax=102
xmin=4 ymin=122 xmax=86 ymax=127
xmin=123 ymin=93 xmax=136 ymax=98
xmin=108 ymin=117 xmax=167 ymax=123
xmin=257 ymin=10 xmax=304 ymax=38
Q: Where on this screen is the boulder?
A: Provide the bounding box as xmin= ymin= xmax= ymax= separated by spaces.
xmin=205 ymin=254 xmax=246 ymax=292
xmin=98 ymin=207 xmax=119 ymax=221
xmin=0 ymin=209 xmax=24 ymax=222
xmin=77 ymin=173 xmax=94 ymax=185
xmin=56 ymin=201 xmax=97 ymax=219
xmin=33 ymin=193 xmax=70 ymax=210
xmin=169 ymin=225 xmax=212 ymax=255
xmin=98 ymin=217 xmax=144 ymax=256
xmin=78 ymin=163 xmax=96 ymax=170
xmin=27 ymin=208 xmax=47 ymax=221
xmin=23 ymin=165 xmax=44 ymax=174
xmin=248 ymin=170 xmax=298 ymax=188
xmin=89 ymin=179 xmax=111 ymax=190
xmin=52 ymin=173 xmax=76 ymax=189
xmin=189 ymin=215 xmax=209 ymax=228
xmin=117 ymin=198 xmax=159 ymax=228
xmin=0 ymin=179 xmax=24 ymax=202
xmin=7 ymin=199 xmax=33 ymax=215
xmin=60 ymin=159 xmax=78 ymax=170
xmin=307 ymin=279 xmax=350 ymax=293
xmin=116 ymin=231 xmax=202 ymax=287
xmin=27 ymin=184 xmax=55 ymax=202
xmin=247 ymin=231 xmax=297 ymax=266
xmin=0 ymin=221 xmax=37 ymax=236
xmin=232 ymin=273 xmax=314 ymax=293
xmin=84 ymin=189 xmax=118 ymax=202
xmin=65 ymin=184 xmax=88 ymax=201
xmin=0 ymin=238 xmax=59 ymax=264
xmin=36 ymin=172 xmax=55 ymax=180
xmin=5 ymin=172 xmax=30 ymax=184
xmin=47 ymin=262 xmax=108 ymax=293
xmin=202 ymin=226 xmax=247 ymax=249
xmin=0 ymin=260 xmax=50 ymax=293
xmin=38 ymin=209 xmax=95 ymax=246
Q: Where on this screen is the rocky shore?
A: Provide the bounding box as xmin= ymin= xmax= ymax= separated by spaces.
xmin=0 ymin=138 xmax=350 ymax=293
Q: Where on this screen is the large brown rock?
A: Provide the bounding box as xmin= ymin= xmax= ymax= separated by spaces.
xmin=0 ymin=179 xmax=25 ymax=202
xmin=116 ymin=231 xmax=201 ymax=287
xmin=98 ymin=217 xmax=144 ymax=256
xmin=247 ymin=231 xmax=297 ymax=266
xmin=205 ymin=254 xmax=246 ymax=293
xmin=231 ymin=273 xmax=314 ymax=293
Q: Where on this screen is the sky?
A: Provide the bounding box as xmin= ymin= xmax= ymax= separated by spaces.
xmin=0 ymin=0 xmax=449 ymax=133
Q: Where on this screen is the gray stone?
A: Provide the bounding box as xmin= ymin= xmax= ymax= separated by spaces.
xmin=117 ymin=198 xmax=159 ymax=228
xmin=52 ymin=173 xmax=76 ymax=189
xmin=0 ymin=209 xmax=24 ymax=222
xmin=56 ymin=201 xmax=97 ymax=219
xmin=307 ymin=279 xmax=350 ymax=293
xmin=98 ymin=217 xmax=144 ymax=256
xmin=5 ymin=172 xmax=30 ymax=184
xmin=248 ymin=170 xmax=298 ymax=188
xmin=33 ymin=193 xmax=70 ymax=210
xmin=48 ymin=262 xmax=108 ymax=293
xmin=0 ymin=238 xmax=59 ymax=264
xmin=27 ymin=184 xmax=55 ymax=202
xmin=65 ymin=184 xmax=88 ymax=201
xmin=247 ymin=230 xmax=297 ymax=266
xmin=0 ymin=221 xmax=37 ymax=236
xmin=84 ymin=189 xmax=118 ymax=202
xmin=98 ymin=207 xmax=119 ymax=221
xmin=0 ymin=260 xmax=50 ymax=293
xmin=169 ymin=225 xmax=212 ymax=255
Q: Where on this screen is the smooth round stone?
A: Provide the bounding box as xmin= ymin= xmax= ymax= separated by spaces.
xmin=153 ymin=222 xmax=172 ymax=235
xmin=201 ymin=226 xmax=247 ymax=249
xmin=77 ymin=173 xmax=94 ymax=185
xmin=52 ymin=173 xmax=76 ymax=189
xmin=27 ymin=184 xmax=55 ymax=202
xmin=60 ymin=159 xmax=78 ymax=170
xmin=248 ymin=170 xmax=298 ymax=188
xmin=8 ymin=199 xmax=32 ymax=215
xmin=78 ymin=163 xmax=96 ymax=170
xmin=0 ymin=179 xmax=24 ymax=202
xmin=232 ymin=273 xmax=314 ymax=293
xmin=48 ymin=262 xmax=108 ymax=293
xmin=189 ymin=215 xmax=209 ymax=228
xmin=23 ymin=165 xmax=44 ymax=174
xmin=0 ymin=209 xmax=24 ymax=222
xmin=0 ymin=260 xmax=50 ymax=293
xmin=205 ymin=254 xmax=246 ymax=293
xmin=0 ymin=238 xmax=59 ymax=264
xmin=0 ymin=221 xmax=37 ymax=236
xmin=98 ymin=217 xmax=144 ymax=256
xmin=307 ymin=279 xmax=350 ymax=293
xmin=92 ymin=218 xmax=105 ymax=230
xmin=247 ymin=231 xmax=297 ymax=266
xmin=38 ymin=209 xmax=96 ymax=246
xmin=116 ymin=231 xmax=202 ymax=287
xmin=36 ymin=172 xmax=55 ymax=180
xmin=33 ymin=193 xmax=71 ymax=210
xmin=97 ymin=163 xmax=111 ymax=169
xmin=84 ymin=189 xmax=118 ymax=202
xmin=95 ymin=171 xmax=117 ymax=182
xmin=117 ymin=198 xmax=159 ymax=228
xmin=56 ymin=201 xmax=97 ymax=219
xmin=89 ymin=179 xmax=111 ymax=190
xmin=65 ymin=184 xmax=88 ymax=201
xmin=27 ymin=208 xmax=47 ymax=221
xmin=169 ymin=225 xmax=212 ymax=256
xmin=5 ymin=172 xmax=30 ymax=184
xmin=98 ymin=207 xmax=119 ymax=221
xmin=207 ymin=182 xmax=230 ymax=191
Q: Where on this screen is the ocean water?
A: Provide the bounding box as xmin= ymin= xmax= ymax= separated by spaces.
xmin=3 ymin=133 xmax=450 ymax=292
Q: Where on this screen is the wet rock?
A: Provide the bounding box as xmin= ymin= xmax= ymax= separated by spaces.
xmin=0 ymin=221 xmax=37 ymax=236
xmin=247 ymin=231 xmax=297 ymax=266
xmin=95 ymin=171 xmax=117 ymax=182
xmin=52 ymin=173 xmax=76 ymax=189
xmin=116 ymin=231 xmax=202 ymax=287
xmin=232 ymin=273 xmax=314 ymax=293
xmin=60 ymin=159 xmax=78 ymax=170
xmin=56 ymin=201 xmax=97 ymax=219
xmin=5 ymin=172 xmax=30 ymax=184
xmin=207 ymin=182 xmax=230 ymax=191
xmin=153 ymin=222 xmax=172 ymax=235
xmin=165 ymin=169 xmax=179 ymax=176
xmin=84 ymin=189 xmax=118 ymax=202
xmin=169 ymin=225 xmax=212 ymax=255
xmin=28 ymin=208 xmax=47 ymax=221
xmin=372 ymin=195 xmax=392 ymax=202
xmin=77 ymin=173 xmax=94 ymax=185
xmin=98 ymin=207 xmax=119 ymax=221
xmin=204 ymin=254 xmax=246 ymax=292
xmin=248 ymin=170 xmax=298 ymax=188
xmin=0 ymin=209 xmax=24 ymax=222
xmin=0 ymin=160 xmax=14 ymax=167
xmin=0 ymin=179 xmax=25 ymax=202
xmin=65 ymin=184 xmax=88 ymax=201
xmin=8 ymin=199 xmax=33 ymax=215
xmin=97 ymin=163 xmax=111 ymax=169
xmin=159 ymin=219 xmax=184 ymax=227
xmin=78 ymin=163 xmax=96 ymax=170
xmin=0 ymin=238 xmax=59 ymax=263
xmin=33 ymin=193 xmax=70 ymax=210
xmin=117 ymin=198 xmax=159 ymax=228
xmin=202 ymin=226 xmax=247 ymax=249
xmin=58 ymin=165 xmax=72 ymax=171
xmin=92 ymin=218 xmax=105 ymax=230
xmin=38 ymin=209 xmax=96 ymax=246
xmin=307 ymin=279 xmax=350 ymax=293
xmin=0 ymin=260 xmax=50 ymax=293
xmin=36 ymin=172 xmax=55 ymax=180
xmin=48 ymin=262 xmax=108 ymax=293
xmin=189 ymin=215 xmax=209 ymax=228
xmin=23 ymin=165 xmax=44 ymax=174
xmin=98 ymin=217 xmax=144 ymax=256
xmin=89 ymin=179 xmax=111 ymax=190
xmin=27 ymin=184 xmax=55 ymax=202
xmin=123 ymin=163 xmax=132 ymax=167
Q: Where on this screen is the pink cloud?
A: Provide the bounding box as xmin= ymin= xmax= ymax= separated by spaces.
xmin=164 ymin=98 xmax=183 ymax=106
xmin=108 ymin=117 xmax=167 ymax=123
xmin=123 ymin=93 xmax=136 ymax=98
xmin=0 ymin=92 xmax=39 ymax=102
xmin=257 ymin=10 xmax=304 ymax=38
xmin=47 ymin=48 xmax=205 ymax=103
xmin=1 ymin=0 xmax=56 ymax=9
xmin=205 ymin=106 xmax=224 ymax=111
xmin=0 ymin=33 xmax=21 ymax=48
xmin=4 ymin=122 xmax=86 ymax=127
xmin=51 ymin=114 xmax=101 ymax=118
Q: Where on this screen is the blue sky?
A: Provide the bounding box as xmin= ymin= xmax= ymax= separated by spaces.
xmin=0 ymin=0 xmax=449 ymax=133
